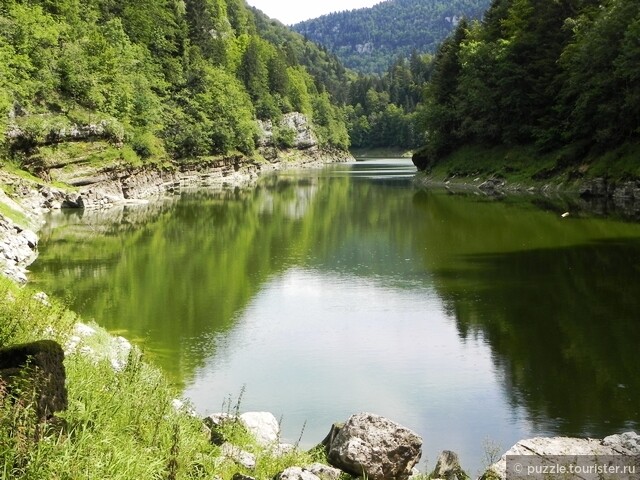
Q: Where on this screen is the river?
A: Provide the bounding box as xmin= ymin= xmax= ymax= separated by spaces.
xmin=30 ymin=158 xmax=640 ymax=474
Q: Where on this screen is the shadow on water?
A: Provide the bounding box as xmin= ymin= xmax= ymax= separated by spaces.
xmin=434 ymin=237 xmax=640 ymax=437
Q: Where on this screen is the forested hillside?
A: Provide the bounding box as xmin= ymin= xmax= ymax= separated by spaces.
xmin=0 ymin=0 xmax=349 ymax=172
xmin=292 ymin=0 xmax=490 ymax=74
xmin=413 ymin=0 xmax=640 ymax=176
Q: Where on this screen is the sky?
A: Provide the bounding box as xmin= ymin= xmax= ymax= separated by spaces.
xmin=245 ymin=0 xmax=383 ymax=25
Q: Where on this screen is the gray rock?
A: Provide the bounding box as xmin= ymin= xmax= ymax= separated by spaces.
xmin=602 ymin=432 xmax=640 ymax=455
xmin=481 ymin=433 xmax=640 ymax=480
xmin=257 ymin=112 xmax=318 ymax=150
xmin=220 ymin=442 xmax=256 ymax=470
xmin=430 ymin=450 xmax=467 ymax=480
xmin=306 ymin=463 xmax=343 ymax=480
xmin=325 ymin=412 xmax=422 ymax=480
xmin=579 ymin=177 xmax=609 ymax=198
xmin=275 ymin=467 xmax=321 ymax=480
xmin=239 ymin=411 xmax=280 ymax=446
xmin=269 ymin=443 xmax=295 ymax=457
xmin=62 ymin=193 xmax=85 ymax=209
xmin=478 ymin=178 xmax=505 ymax=193
xmin=22 ymin=228 xmax=38 ymax=248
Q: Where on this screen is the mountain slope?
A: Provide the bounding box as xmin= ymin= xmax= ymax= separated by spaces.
xmin=292 ymin=0 xmax=490 ymax=74
xmin=0 ymin=0 xmax=350 ymax=177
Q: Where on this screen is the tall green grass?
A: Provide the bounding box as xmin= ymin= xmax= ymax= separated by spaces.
xmin=0 ymin=277 xmax=324 ymax=479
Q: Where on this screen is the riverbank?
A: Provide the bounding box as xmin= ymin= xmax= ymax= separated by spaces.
xmin=0 ymin=145 xmax=352 ymax=283
xmin=412 ymin=143 xmax=640 ymax=219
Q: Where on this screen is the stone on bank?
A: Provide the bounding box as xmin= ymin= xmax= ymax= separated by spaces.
xmin=323 ymin=412 xmax=422 ymax=480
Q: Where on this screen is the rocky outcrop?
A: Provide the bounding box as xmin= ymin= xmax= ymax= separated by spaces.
xmin=0 ymin=340 xmax=67 ymax=422
xmin=324 ymin=412 xmax=422 ymax=480
xmin=0 ymin=212 xmax=39 ymax=283
xmin=258 ymin=112 xmax=318 ymax=150
xmin=481 ymin=432 xmax=640 ymax=480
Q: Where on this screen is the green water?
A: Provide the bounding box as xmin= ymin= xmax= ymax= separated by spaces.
xmin=31 ymin=159 xmax=640 ymax=474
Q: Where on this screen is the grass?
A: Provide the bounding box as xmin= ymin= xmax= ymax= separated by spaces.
xmin=422 ymin=141 xmax=640 ymax=188
xmin=0 ymin=201 xmax=31 ymax=229
xmin=0 ymin=276 xmax=332 ymax=479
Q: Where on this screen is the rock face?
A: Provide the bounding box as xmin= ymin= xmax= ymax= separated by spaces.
xmin=0 ymin=213 xmax=39 ymax=284
xmin=324 ymin=412 xmax=422 ymax=480
xmin=482 ymin=432 xmax=640 ymax=480
xmin=0 ymin=340 xmax=67 ymax=422
xmin=258 ymin=112 xmax=318 ymax=150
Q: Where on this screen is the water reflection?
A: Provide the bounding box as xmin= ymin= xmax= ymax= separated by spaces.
xmin=30 ymin=159 xmax=640 ymax=472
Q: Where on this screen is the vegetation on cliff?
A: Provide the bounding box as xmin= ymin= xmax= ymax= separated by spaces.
xmin=0 ymin=0 xmax=349 ymax=178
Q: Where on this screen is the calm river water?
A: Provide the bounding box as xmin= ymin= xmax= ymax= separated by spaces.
xmin=31 ymin=159 xmax=640 ymax=474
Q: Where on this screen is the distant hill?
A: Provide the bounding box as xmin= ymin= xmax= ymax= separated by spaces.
xmin=292 ymin=0 xmax=491 ymax=74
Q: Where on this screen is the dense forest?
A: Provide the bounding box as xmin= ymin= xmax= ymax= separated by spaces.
xmin=1 ymin=0 xmax=639 ymax=177
xmin=413 ymin=0 xmax=640 ymax=173
xmin=0 ymin=0 xmax=350 ymax=170
xmin=292 ymin=0 xmax=490 ymax=74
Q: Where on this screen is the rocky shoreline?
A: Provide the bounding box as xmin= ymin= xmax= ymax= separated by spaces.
xmin=0 ymin=146 xmax=352 ymax=283
xmin=413 ymin=173 xmax=640 ymax=219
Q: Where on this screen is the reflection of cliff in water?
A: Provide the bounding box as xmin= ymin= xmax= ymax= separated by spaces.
xmin=411 ymin=190 xmax=640 ymax=437
xmin=31 ymin=176 xmax=352 ymax=387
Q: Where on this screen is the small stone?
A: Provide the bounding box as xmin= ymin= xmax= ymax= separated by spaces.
xmin=220 ymin=443 xmax=256 ymax=470
xmin=275 ymin=467 xmax=321 ymax=480
xmin=306 ymin=463 xmax=343 ymax=480
xmin=430 ymin=450 xmax=467 ymax=480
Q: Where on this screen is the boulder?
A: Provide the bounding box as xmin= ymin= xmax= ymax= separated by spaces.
xmin=0 ymin=340 xmax=67 ymax=422
xmin=203 ymin=412 xmax=236 ymax=445
xmin=239 ymin=411 xmax=280 ymax=446
xmin=306 ymin=463 xmax=343 ymax=480
xmin=324 ymin=412 xmax=422 ymax=480
xmin=275 ymin=467 xmax=321 ymax=480
xmin=430 ymin=450 xmax=468 ymax=480
xmin=481 ymin=433 xmax=640 ymax=480
xmin=602 ymin=432 xmax=640 ymax=455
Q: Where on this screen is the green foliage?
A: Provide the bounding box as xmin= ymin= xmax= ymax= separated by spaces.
xmin=344 ymin=54 xmax=432 ymax=150
xmin=415 ymin=0 xmax=640 ymax=172
xmin=292 ymin=0 xmax=491 ymax=74
xmin=312 ymin=92 xmax=350 ymax=149
xmin=0 ymin=0 xmax=351 ymax=172
xmin=273 ymin=125 xmax=297 ymax=149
